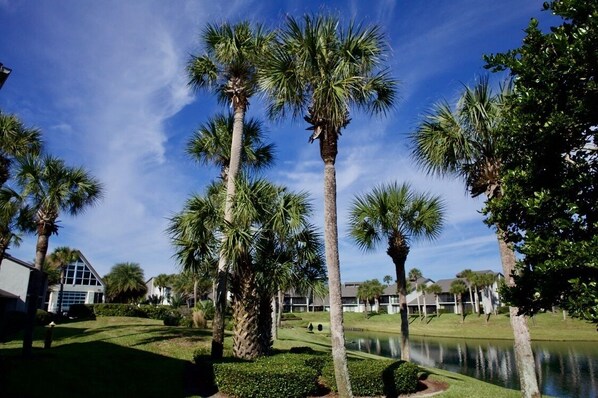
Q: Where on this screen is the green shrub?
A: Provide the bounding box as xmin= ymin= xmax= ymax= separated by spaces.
xmin=35 ymin=309 xmax=53 ymax=326
xmin=321 ymin=359 xmax=419 ymax=396
xmin=163 ymin=313 xmax=182 ymax=326
xmin=192 ymin=346 xmax=212 ymax=364
xmin=195 ymin=300 xmax=215 ymax=320
xmin=67 ymin=304 xmax=95 ymax=319
xmin=92 ymin=303 xmax=147 ymax=318
xmin=139 ymin=305 xmax=173 ymax=320
xmin=214 ymin=355 xmax=318 ymax=398
xmin=281 ymin=313 xmax=301 ymax=320
xmin=0 ymin=311 xmax=27 ymax=341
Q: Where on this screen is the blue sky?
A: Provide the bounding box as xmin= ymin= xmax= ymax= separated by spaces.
xmin=0 ymin=1 xmax=556 ymax=283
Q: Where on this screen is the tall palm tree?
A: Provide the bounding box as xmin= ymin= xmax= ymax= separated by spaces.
xmin=16 ymin=154 xmax=102 ymax=356
xmin=187 ymin=113 xmax=274 ymax=181
xmin=459 ymin=269 xmax=477 ymax=314
xmin=153 ymin=273 xmax=171 ymax=303
xmin=408 ymin=267 xmax=423 ymax=316
xmin=187 ymin=21 xmax=272 ymax=359
xmin=349 ymin=182 xmax=444 ymax=361
xmin=46 ymin=246 xmax=80 ymax=315
xmin=259 ymin=15 xmax=397 ymax=396
xmin=411 ymin=76 xmax=540 ymax=397
xmin=0 ymin=111 xmax=42 ymax=187
xmin=104 ymin=262 xmax=147 ymax=303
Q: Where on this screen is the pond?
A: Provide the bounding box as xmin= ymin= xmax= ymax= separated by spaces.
xmin=345 ymin=331 xmax=598 ymax=398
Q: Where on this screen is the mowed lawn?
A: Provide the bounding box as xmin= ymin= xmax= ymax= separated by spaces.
xmin=1 ymin=314 xmax=584 ymax=397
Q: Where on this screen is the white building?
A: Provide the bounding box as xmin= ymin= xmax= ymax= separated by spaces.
xmin=0 ymin=254 xmax=43 ymax=314
xmin=45 ymin=251 xmax=105 ymax=314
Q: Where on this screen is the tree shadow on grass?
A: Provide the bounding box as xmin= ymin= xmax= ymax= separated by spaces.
xmin=0 ymin=340 xmax=208 ymax=398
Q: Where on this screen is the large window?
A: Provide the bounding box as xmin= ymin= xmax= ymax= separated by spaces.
xmin=64 ymin=259 xmax=101 ymax=286
xmin=59 ymin=291 xmax=87 ymax=311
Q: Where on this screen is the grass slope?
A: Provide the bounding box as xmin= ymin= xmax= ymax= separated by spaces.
xmin=0 ymin=316 xmax=570 ymax=397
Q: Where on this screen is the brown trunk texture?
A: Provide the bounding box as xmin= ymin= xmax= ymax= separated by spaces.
xmin=231 ymin=264 xmax=261 ymax=360
xmin=321 ymin=131 xmax=352 ymax=398
xmin=497 ymin=231 xmax=540 ymax=398
xmin=388 ymin=241 xmax=410 ymax=362
xmin=211 ymin=104 xmax=246 ymax=359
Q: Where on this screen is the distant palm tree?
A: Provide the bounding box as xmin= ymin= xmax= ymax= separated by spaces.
xmin=459 ymin=269 xmax=477 ymax=314
xmin=383 ymin=275 xmax=393 ymax=286
xmin=16 ymin=154 xmax=102 ymax=356
xmin=46 ymin=246 xmax=80 ymax=315
xmin=357 ymin=279 xmax=385 ymax=318
xmin=187 ymin=21 xmax=273 ymax=359
xmin=417 ymin=283 xmax=429 ymax=320
xmin=154 ymin=273 xmax=171 ymax=303
xmin=0 ymin=111 xmax=42 ymax=187
xmin=411 ymin=77 xmax=540 ymax=396
xmin=450 ymin=279 xmax=468 ymax=323
xmin=349 ymin=182 xmax=444 ymax=361
xmin=408 ymin=268 xmax=423 ymax=316
xmin=104 ymin=262 xmax=147 ymax=303
xmin=427 ymin=283 xmax=443 ymax=318
xmin=259 ymin=15 xmax=397 ymax=395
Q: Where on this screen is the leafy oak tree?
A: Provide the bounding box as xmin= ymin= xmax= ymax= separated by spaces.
xmin=485 ymin=0 xmax=598 ymax=323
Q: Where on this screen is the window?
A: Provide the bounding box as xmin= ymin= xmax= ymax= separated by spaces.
xmin=59 ymin=291 xmax=87 ymax=311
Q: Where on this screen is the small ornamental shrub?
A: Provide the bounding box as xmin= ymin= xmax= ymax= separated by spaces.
xmin=192 ymin=345 xmax=212 ymax=364
xmin=192 ymin=310 xmax=207 ymax=328
xmin=0 ymin=311 xmax=27 ymax=341
xmin=35 ymin=309 xmax=53 ymax=326
xmin=195 ymin=300 xmax=215 ymax=320
xmin=163 ymin=313 xmax=182 ymax=326
xmin=214 ymin=355 xmax=318 ymax=398
xmin=321 ymin=358 xmax=419 ymax=397
xmin=92 ymin=303 xmax=147 ymax=318
xmin=139 ymin=305 xmax=173 ymax=321
xmin=67 ymin=304 xmax=95 ymax=319
xmin=281 ymin=313 xmax=301 ymax=320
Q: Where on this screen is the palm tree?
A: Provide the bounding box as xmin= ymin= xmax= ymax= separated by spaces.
xmin=411 ymin=76 xmax=540 ymax=397
xmin=104 ymin=262 xmax=147 ymax=303
xmin=417 ymin=283 xmax=428 ymax=320
xmin=408 ymin=268 xmax=423 ymax=316
xmin=16 ymin=154 xmax=102 ymax=356
xmin=427 ymin=283 xmax=443 ymax=318
xmin=450 ymin=279 xmax=468 ymax=323
xmin=187 ymin=21 xmax=272 ymax=359
xmin=259 ymin=15 xmax=397 ymax=396
xmin=187 ymin=113 xmax=274 ymax=182
xmin=0 ymin=187 xmax=34 ymax=262
xmin=46 ymin=246 xmax=79 ymax=315
xmin=0 ymin=111 xmax=42 ymax=187
xmin=349 ymin=182 xmax=444 ymax=361
xmin=357 ymin=279 xmax=385 ymax=317
xmin=383 ymin=275 xmax=393 ymax=286
xmin=459 ymin=269 xmax=477 ymax=314
xmin=153 ymin=273 xmax=171 ymax=303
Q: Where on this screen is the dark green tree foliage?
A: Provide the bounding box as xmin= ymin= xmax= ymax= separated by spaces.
xmin=485 ymin=0 xmax=598 ymax=322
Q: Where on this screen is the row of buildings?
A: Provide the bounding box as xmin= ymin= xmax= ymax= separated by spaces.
xmin=0 ymin=251 xmax=503 ymax=322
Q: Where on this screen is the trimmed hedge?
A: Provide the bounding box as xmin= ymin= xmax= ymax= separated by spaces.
xmin=92 ymin=303 xmax=147 ymax=318
xmin=68 ymin=304 xmax=95 ymax=319
xmin=35 ymin=309 xmax=54 ymax=326
xmin=321 ymin=358 xmax=419 ymax=397
xmin=214 ymin=354 xmax=319 ymax=398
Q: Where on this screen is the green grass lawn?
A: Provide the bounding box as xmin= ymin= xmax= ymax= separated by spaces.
xmin=0 ymin=315 xmax=577 ymax=397
xmin=284 ymin=310 xmax=598 ymax=341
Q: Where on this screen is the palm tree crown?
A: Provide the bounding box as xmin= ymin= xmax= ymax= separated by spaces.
xmin=349 ymin=182 xmax=445 ymax=254
xmin=411 ymin=76 xmax=509 ymax=199
xmin=186 ymin=113 xmax=274 ymax=180
xmin=104 ymin=262 xmax=147 ymax=303
xmin=0 ymin=111 xmax=42 ymax=187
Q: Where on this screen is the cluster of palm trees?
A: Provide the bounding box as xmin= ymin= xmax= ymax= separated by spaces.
xmin=0 ymin=110 xmax=103 ymax=356
xmin=168 ymin=14 xmax=540 ymax=398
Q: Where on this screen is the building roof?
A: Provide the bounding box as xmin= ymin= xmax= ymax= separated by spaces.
xmin=2 ymin=253 xmax=36 ymax=270
xmin=0 ymin=288 xmax=19 ymax=298
xmin=76 ymin=251 xmax=105 ymax=285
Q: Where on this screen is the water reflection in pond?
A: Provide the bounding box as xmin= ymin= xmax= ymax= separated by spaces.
xmin=345 ymin=332 xmax=598 ymax=398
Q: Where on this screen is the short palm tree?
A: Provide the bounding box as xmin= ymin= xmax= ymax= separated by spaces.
xmin=46 ymin=246 xmax=80 ymax=314
xmin=104 ymin=262 xmax=147 ymax=303
xmin=16 ymin=154 xmax=102 ymax=356
xmin=349 ymin=182 xmax=444 ymax=361
xmin=187 ymin=21 xmax=273 ymax=359
xmin=411 ymin=76 xmax=540 ymax=396
xmin=0 ymin=111 xmax=42 ymax=187
xmin=153 ymin=273 xmax=171 ymax=303
xmin=0 ymin=187 xmax=34 ymax=261
xmin=259 ymin=15 xmax=397 ymax=396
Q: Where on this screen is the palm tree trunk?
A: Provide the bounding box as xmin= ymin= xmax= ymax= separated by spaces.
xmin=271 ymin=295 xmax=278 ymax=340
xmin=388 ymin=244 xmax=410 ymax=361
xmin=468 ymin=285 xmax=475 ymax=314
xmin=231 ymin=262 xmax=261 ymax=360
xmin=320 ymin=132 xmax=352 ymax=398
xmin=497 ymin=231 xmax=540 ymax=398
xmin=212 ymin=104 xmax=246 ymax=360
xmin=277 ymin=289 xmax=284 ymax=327
xmin=415 ymin=282 xmax=421 ymax=316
